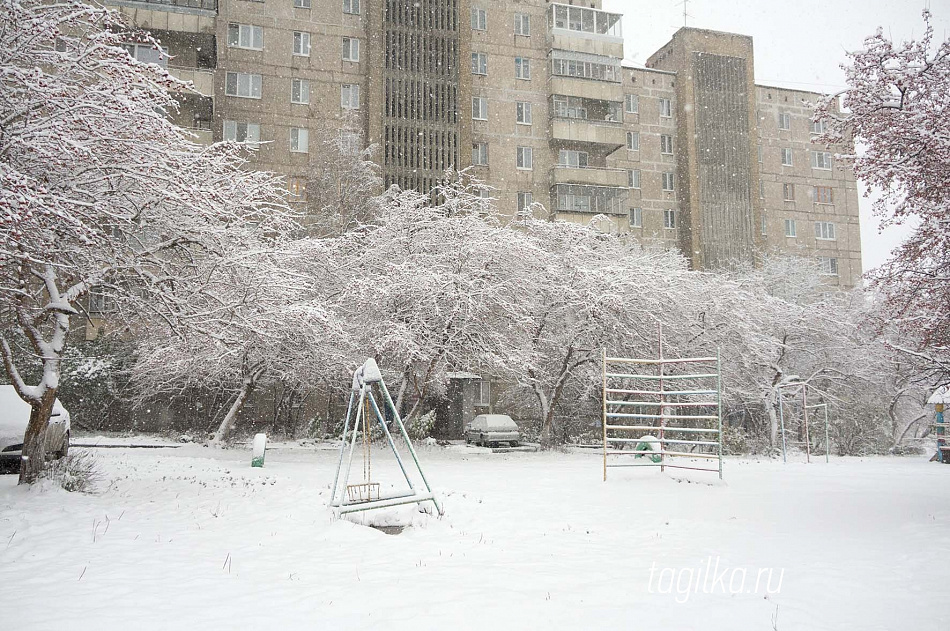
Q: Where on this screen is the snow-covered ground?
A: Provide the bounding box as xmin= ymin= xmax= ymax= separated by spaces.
xmin=1 ymin=442 xmax=946 ymax=630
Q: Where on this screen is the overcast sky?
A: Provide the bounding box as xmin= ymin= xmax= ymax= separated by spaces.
xmin=602 ymin=0 xmax=950 ymax=273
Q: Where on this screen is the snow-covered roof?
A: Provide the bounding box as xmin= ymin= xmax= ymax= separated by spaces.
xmin=446 ymin=371 xmax=481 ymax=380
xmin=928 ymin=386 xmax=950 ymax=405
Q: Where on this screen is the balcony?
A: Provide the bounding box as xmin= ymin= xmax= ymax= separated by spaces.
xmin=550 ymin=165 xmax=628 ymax=189
xmin=103 ymin=0 xmax=216 ymax=33
xmin=548 ymin=3 xmax=624 ymax=58
xmin=551 ymin=119 xmax=625 ymax=148
xmin=169 ymin=67 xmax=214 ymax=97
xmin=186 ymin=128 xmax=214 ymax=146
xmin=552 ymin=183 xmax=628 ymax=216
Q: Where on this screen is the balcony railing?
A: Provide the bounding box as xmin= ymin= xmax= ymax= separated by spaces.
xmin=550 ymin=165 xmax=629 ymax=190
xmin=108 ymin=0 xmax=217 ymax=13
xmin=552 ymin=183 xmax=628 ymax=216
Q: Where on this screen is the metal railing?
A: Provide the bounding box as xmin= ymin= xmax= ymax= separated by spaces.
xmin=126 ymin=0 xmax=217 ymax=12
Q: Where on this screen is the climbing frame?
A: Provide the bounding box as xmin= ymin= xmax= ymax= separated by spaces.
xmin=601 ymin=336 xmax=723 ymax=480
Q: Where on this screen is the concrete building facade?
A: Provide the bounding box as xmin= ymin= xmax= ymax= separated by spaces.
xmin=103 ymin=0 xmax=862 ymax=288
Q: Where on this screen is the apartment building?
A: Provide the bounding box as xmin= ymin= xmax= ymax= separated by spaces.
xmin=103 ymin=0 xmax=861 ymax=288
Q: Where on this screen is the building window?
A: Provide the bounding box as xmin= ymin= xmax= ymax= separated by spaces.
xmin=342 ymin=37 xmax=360 ymax=61
xmin=471 ymin=52 xmax=487 ymax=75
xmin=343 ymin=0 xmax=359 ymax=14
xmin=223 ymin=120 xmax=261 ymax=146
xmin=341 ymin=83 xmax=360 ymax=109
xmin=625 ymin=94 xmax=639 ymax=114
xmin=629 ymin=207 xmax=642 ymax=227
xmin=471 ymin=7 xmax=487 ymax=30
xmin=476 ymin=379 xmax=491 ymax=406
xmin=88 ymin=288 xmax=109 ymax=313
xmin=818 ymin=257 xmax=839 ymax=276
xmin=516 ymin=101 xmax=532 ymax=125
xmin=758 ymin=144 xmax=763 ymax=163
xmin=814 ymin=186 xmax=834 ymax=204
xmin=811 ymin=151 xmax=833 ymax=170
xmin=288 ymin=177 xmax=307 ymax=200
xmin=626 ymin=131 xmax=639 ymax=151
xmin=225 ymin=72 xmax=262 ymax=99
xmin=811 ymin=119 xmax=827 ymax=134
xmin=761 ymin=215 xmax=768 ymax=235
xmin=628 ymin=169 xmax=641 ymax=189
xmin=472 ymin=142 xmax=488 ymax=166
xmin=516 ymin=146 xmax=533 ymax=170
xmin=294 ymin=0 xmax=310 ymax=8
xmin=662 ymin=172 xmax=675 ymax=191
xmin=472 ymin=96 xmax=488 ymax=120
xmin=663 ymin=209 xmax=676 ymax=229
xmin=558 ymin=150 xmax=588 ymax=168
xmin=778 ymin=112 xmax=790 ymax=130
xmin=227 ymin=24 xmax=263 ymax=50
xmin=291 ymin=78 xmax=310 ymax=104
xmin=660 ymin=134 xmax=673 ymax=155
xmin=552 ymin=96 xmax=587 ymax=120
xmin=784 ymin=219 xmax=797 ymax=237
xmin=290 ymin=127 xmax=309 ymax=153
xmin=659 ymin=98 xmax=672 ymax=118
xmin=515 ymin=57 xmax=531 ymax=80
xmin=514 ymin=13 xmax=530 ymax=36
xmin=783 ymin=183 xmax=795 ymax=201
xmin=815 ymin=221 xmax=836 ymax=241
xmin=123 ymin=43 xmax=169 ymax=68
xmin=517 ymin=192 xmax=533 ymax=212
xmin=781 ymin=148 xmax=793 ymax=166
xmin=759 ymin=181 xmax=765 ymax=199
xmin=293 ymin=31 xmax=311 ymax=56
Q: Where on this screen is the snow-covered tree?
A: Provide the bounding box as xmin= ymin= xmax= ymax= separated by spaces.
xmin=305 ymin=115 xmax=384 ymax=236
xmin=329 ymin=172 xmax=533 ymax=421
xmin=0 ymin=0 xmax=294 ymax=481
xmin=816 ymin=9 xmax=950 ymax=379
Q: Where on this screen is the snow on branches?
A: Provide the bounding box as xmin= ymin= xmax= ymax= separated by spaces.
xmin=0 ymin=0 xmax=296 ymax=480
xmin=815 ymin=10 xmax=950 ymax=376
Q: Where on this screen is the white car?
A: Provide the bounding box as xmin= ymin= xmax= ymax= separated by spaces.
xmin=0 ymin=385 xmax=71 ymax=470
xmin=465 ymin=414 xmax=521 ymax=447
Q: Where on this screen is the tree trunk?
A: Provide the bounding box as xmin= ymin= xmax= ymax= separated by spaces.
xmin=539 ymin=406 xmax=556 ymax=449
xmin=19 ymin=389 xmax=57 ymax=484
xmin=211 ymin=375 xmax=257 ymax=445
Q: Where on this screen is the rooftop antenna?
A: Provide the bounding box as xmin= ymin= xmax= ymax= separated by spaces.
xmin=677 ymin=0 xmax=691 ymax=28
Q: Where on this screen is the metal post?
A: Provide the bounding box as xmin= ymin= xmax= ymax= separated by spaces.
xmin=329 ymin=389 xmax=356 ymax=506
xmin=602 ymin=348 xmax=608 ymax=482
xmin=778 ymin=391 xmax=788 ymax=464
xmin=824 ymin=404 xmax=830 ymax=463
xmin=658 ymin=322 xmax=665 ymax=473
xmin=802 ymin=386 xmax=811 ymax=464
xmin=717 ymin=348 xmax=723 ymax=480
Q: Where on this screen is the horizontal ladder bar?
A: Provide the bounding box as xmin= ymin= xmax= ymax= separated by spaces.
xmin=606 ymin=388 xmax=718 ymax=396
xmin=606 ymin=425 xmax=721 ymax=434
xmin=606 ymin=463 xmax=720 ymax=473
xmin=606 ymin=400 xmax=718 ymax=408
xmin=606 ymin=450 xmax=720 ymax=460
xmin=606 ymin=373 xmax=719 ymax=380
xmin=606 ymin=357 xmax=718 ymax=365
xmin=606 ymin=412 xmax=719 ymax=420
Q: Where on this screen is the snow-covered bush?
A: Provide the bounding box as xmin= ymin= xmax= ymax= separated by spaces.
xmin=407 ymin=410 xmax=437 ymax=441
xmin=41 ymin=450 xmax=102 ymax=493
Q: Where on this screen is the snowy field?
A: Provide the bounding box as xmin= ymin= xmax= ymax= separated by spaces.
xmin=1 ymin=442 xmax=947 ymax=631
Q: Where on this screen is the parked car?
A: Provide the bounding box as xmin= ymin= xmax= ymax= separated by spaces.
xmin=0 ymin=385 xmax=70 ymax=471
xmin=465 ymin=414 xmax=521 ymax=447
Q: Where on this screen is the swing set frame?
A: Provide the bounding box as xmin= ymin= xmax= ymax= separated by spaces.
xmin=329 ymin=359 xmax=443 ymax=516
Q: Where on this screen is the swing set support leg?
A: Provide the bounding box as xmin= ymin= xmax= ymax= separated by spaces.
xmin=330 ymin=389 xmax=356 ymax=508
xmin=366 ymin=391 xmax=415 ymax=491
